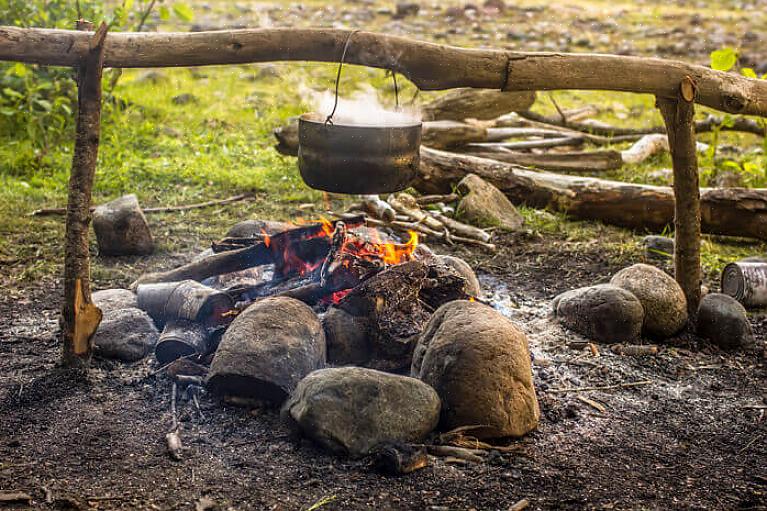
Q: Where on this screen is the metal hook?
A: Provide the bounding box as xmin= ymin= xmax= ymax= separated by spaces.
xmin=325 ymin=30 xmax=360 ymax=126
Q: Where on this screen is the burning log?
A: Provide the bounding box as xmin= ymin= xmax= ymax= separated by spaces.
xmin=416 ymin=147 xmax=767 ymax=240
xmin=133 ymin=217 xmax=365 ymax=286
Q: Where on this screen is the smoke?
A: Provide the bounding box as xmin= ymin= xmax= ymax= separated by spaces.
xmin=301 ymin=83 xmax=421 ymax=126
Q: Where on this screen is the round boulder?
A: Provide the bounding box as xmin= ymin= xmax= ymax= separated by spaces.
xmin=412 ymin=300 xmax=540 ymax=439
xmin=435 ymin=255 xmax=481 ymax=297
xmin=207 ymin=297 xmax=325 ymax=404
xmin=92 ymin=288 xmax=138 ymax=313
xmin=611 ymin=263 xmax=688 ymax=338
xmin=552 ymin=284 xmax=644 ymax=343
xmin=93 ymin=194 xmax=154 ymax=256
xmin=696 ymin=293 xmax=755 ymax=350
xmin=283 ymin=367 xmax=441 ymax=457
xmin=93 ymin=308 xmax=159 ymax=362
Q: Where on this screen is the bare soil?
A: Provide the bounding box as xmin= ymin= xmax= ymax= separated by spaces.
xmin=1 ymin=232 xmax=765 ymax=511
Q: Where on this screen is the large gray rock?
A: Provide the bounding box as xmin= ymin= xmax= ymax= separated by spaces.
xmin=642 ymin=235 xmax=674 ymax=260
xmin=552 ymin=284 xmax=644 ymax=343
xmin=456 ymin=174 xmax=524 ymax=231
xmin=412 ymin=300 xmax=539 ymax=439
xmin=696 ymin=293 xmax=755 ymax=350
xmin=92 ymin=288 xmax=138 ymax=313
xmin=207 ymin=297 xmax=325 ymax=404
xmin=435 ymin=255 xmax=481 ymax=297
xmin=283 ymin=367 xmax=440 ymax=457
xmin=322 ymin=306 xmax=371 ymax=366
xmin=93 ymin=194 xmax=154 ymax=256
xmin=611 ymin=263 xmax=688 ymax=338
xmin=93 ymin=308 xmax=159 ymax=362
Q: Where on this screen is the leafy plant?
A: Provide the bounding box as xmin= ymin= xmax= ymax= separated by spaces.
xmin=0 ymin=0 xmax=194 ymax=157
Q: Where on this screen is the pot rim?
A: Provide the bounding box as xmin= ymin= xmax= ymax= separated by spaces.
xmin=299 ymin=111 xmax=422 ymax=130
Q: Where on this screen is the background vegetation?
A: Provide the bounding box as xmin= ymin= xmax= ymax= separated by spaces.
xmin=0 ymin=0 xmax=765 ymax=289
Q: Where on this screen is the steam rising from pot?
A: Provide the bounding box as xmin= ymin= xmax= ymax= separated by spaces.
xmin=303 ymin=84 xmax=421 ymax=126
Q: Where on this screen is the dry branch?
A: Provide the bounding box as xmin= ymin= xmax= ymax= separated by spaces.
xmin=416 ymin=147 xmax=767 ymax=240
xmin=421 ymin=88 xmax=536 ymax=121
xmin=519 ymin=110 xmax=767 ymax=137
xmin=2 ymin=27 xmax=767 ymax=116
xmin=463 ymin=150 xmax=623 ymax=173
xmin=31 ymin=193 xmax=255 ymax=217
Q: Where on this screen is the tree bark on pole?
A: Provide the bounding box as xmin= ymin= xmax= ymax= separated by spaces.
xmin=60 ymin=21 xmax=108 ymax=368
xmin=657 ymin=76 xmax=702 ymax=316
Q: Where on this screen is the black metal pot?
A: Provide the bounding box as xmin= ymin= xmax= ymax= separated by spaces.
xmin=298 ymin=112 xmax=422 ymax=194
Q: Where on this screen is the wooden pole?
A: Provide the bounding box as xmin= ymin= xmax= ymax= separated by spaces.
xmin=0 ymin=27 xmax=766 ymax=116
xmin=657 ymin=76 xmax=702 ymax=316
xmin=60 ymin=21 xmax=108 ymax=368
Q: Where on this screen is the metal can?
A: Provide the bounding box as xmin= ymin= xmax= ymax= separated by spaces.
xmin=721 ymin=261 xmax=767 ymax=309
xmin=155 ymin=319 xmax=210 ymax=365
xmin=137 ymin=280 xmax=234 ymax=328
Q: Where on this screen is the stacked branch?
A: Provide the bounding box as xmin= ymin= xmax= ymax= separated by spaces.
xmin=347 ymin=192 xmax=495 ymax=250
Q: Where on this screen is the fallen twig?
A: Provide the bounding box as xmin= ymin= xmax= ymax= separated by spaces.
xmin=31 ymin=193 xmax=255 ymax=217
xmin=577 ymin=395 xmax=607 ymax=413
xmin=612 ymin=344 xmax=659 ymax=356
xmin=166 ymin=382 xmax=182 ymax=461
xmin=426 ymin=445 xmax=484 ymax=463
xmin=416 ymin=193 xmax=460 ymax=206
xmin=548 ymin=380 xmax=653 ymax=393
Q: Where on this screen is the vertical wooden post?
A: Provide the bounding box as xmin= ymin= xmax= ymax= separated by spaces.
xmin=657 ymin=76 xmax=702 ymax=317
xmin=60 ymin=21 xmax=108 ymax=368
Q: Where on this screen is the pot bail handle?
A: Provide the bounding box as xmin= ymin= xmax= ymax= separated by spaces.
xmin=325 ymin=29 xmax=360 ymax=126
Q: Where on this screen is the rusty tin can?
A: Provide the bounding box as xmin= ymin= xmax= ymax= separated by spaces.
xmin=155 ymin=319 xmax=210 ymax=365
xmin=721 ymin=261 xmax=767 ymax=309
xmin=137 ymin=280 xmax=234 ymax=328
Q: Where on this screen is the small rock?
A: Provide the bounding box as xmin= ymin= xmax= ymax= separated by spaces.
xmin=92 ymin=288 xmax=138 ymax=313
xmin=393 ymin=2 xmax=420 ymax=18
xmin=226 ymin=219 xmax=294 ymax=238
xmin=412 ymin=300 xmax=540 ymax=439
xmin=93 ymin=194 xmax=154 ymax=256
xmin=256 ymin=64 xmax=281 ymax=80
xmin=643 ymin=235 xmax=675 ymax=259
xmin=710 ymin=171 xmax=744 ymax=188
xmin=93 ymin=308 xmax=159 ymax=362
xmin=283 ymin=367 xmax=440 ymax=457
xmin=322 ymin=306 xmax=371 ymax=366
xmin=552 ymin=284 xmax=644 ymax=343
xmin=434 ymin=255 xmax=481 ymax=296
xmin=611 ymin=263 xmax=688 ymax=338
xmin=207 ymin=297 xmax=325 ymax=405
xmin=696 ymin=293 xmax=755 ymax=349
xmin=172 ymin=93 xmax=198 ymax=105
xmin=456 ymin=174 xmax=524 ymax=231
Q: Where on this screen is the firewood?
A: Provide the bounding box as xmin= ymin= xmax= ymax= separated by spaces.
xmin=358 ymin=195 xmax=395 ymax=222
xmin=427 ymin=211 xmax=492 ymax=243
xmin=461 ymin=150 xmax=624 ymax=173
xmin=611 ymin=344 xmax=659 ymax=356
xmin=426 ymin=445 xmax=485 ymax=463
xmin=468 ymin=136 xmax=585 ymax=151
xmin=416 ymin=147 xmax=767 ymax=241
xmin=519 ymin=109 xmax=767 ymax=137
xmin=387 ymin=193 xmax=444 ymax=231
xmin=620 ymin=133 xmax=707 ymax=164
xmin=422 ymin=89 xmax=537 ymax=121
xmin=31 ymin=193 xmax=255 ymax=217
xmin=416 ymin=193 xmax=460 ymax=206
xmin=421 ymin=120 xmax=488 ymax=149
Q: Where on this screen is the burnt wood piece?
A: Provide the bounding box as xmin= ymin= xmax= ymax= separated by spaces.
xmin=415 ymin=147 xmax=767 ymax=241
xmin=134 ymin=217 xmax=365 ymax=286
xmin=336 ymin=260 xmax=469 ymax=371
xmin=657 ymin=77 xmax=702 ymax=315
xmin=4 ymin=27 xmax=767 ymax=116
xmin=61 ymin=21 xmax=108 ymax=368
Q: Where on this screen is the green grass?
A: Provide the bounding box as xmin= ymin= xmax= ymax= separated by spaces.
xmin=1 ymin=0 xmax=766 ymax=290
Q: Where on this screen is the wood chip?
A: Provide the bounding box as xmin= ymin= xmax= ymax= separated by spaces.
xmin=509 ymin=498 xmax=530 ymax=511
xmin=577 ymin=395 xmax=607 ymax=413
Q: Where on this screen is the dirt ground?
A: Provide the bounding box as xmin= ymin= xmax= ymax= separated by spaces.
xmin=1 ymin=232 xmax=765 ymax=511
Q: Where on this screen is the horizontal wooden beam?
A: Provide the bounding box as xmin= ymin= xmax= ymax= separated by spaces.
xmin=1 ymin=27 xmax=767 ymax=116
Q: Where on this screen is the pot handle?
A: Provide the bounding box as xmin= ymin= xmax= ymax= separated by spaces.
xmin=325 ymin=30 xmax=401 ymax=125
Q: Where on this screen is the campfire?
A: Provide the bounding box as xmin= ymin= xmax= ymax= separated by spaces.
xmin=133 ymin=216 xmax=472 ymax=367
